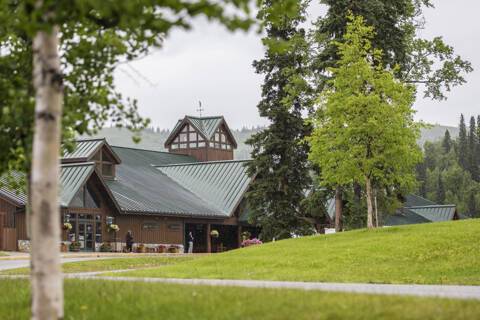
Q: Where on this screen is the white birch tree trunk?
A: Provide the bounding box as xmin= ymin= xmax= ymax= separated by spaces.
xmin=30 ymin=25 xmax=64 ymax=320
xmin=365 ymin=177 xmax=374 ymax=229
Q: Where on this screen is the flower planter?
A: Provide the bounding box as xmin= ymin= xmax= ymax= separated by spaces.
xmin=60 ymin=243 xmax=68 ymax=253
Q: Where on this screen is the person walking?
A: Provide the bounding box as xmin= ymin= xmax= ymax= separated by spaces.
xmin=188 ymin=231 xmax=194 ymax=254
xmin=126 ymin=230 xmax=134 ymax=253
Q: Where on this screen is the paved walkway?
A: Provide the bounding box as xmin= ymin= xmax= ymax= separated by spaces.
xmin=30 ymin=275 xmax=480 ymax=300
xmin=0 ymin=257 xmax=114 ymax=271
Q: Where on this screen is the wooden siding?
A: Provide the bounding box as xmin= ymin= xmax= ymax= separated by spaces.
xmin=116 ymin=215 xmax=184 ymax=245
xmin=169 ymin=147 xmax=233 ymax=162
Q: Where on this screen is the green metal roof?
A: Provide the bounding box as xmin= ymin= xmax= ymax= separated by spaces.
xmin=0 ymin=163 xmax=95 ymax=207
xmin=187 ymin=116 xmax=223 ymax=140
xmin=63 ymin=139 xmax=104 ymax=160
xmin=60 ymin=163 xmax=96 ymax=206
xmin=407 ymin=205 xmax=457 ymax=222
xmin=404 ymin=194 xmax=437 ymax=207
xmin=0 ymin=171 xmax=27 ymax=205
xmin=108 ymin=146 xmax=229 ymax=217
xmin=156 ymin=160 xmax=251 ymax=216
xmin=62 ymin=139 xmax=121 ymax=164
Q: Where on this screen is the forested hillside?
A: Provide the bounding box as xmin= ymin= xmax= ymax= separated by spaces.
xmin=416 ymin=115 xmax=480 ymax=217
xmin=83 ymin=124 xmax=455 ymax=160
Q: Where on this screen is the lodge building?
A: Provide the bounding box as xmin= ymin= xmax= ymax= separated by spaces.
xmin=0 ymin=115 xmax=256 ymax=253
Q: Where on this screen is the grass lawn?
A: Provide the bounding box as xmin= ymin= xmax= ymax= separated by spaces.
xmin=118 ymin=219 xmax=480 ymax=285
xmin=1 ymin=279 xmax=479 ymax=320
xmin=1 ymin=256 xmax=193 ymax=275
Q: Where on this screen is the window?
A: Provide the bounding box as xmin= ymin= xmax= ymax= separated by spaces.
xmin=70 ymin=188 xmax=84 ymax=207
xmin=70 ymin=185 xmax=100 ymax=208
xmin=198 ymin=142 xmax=206 ymax=147
xmin=95 ymin=221 xmax=102 ymax=243
xmin=170 ymin=124 xmax=202 ymax=149
xmin=102 ymin=163 xmax=114 ymax=177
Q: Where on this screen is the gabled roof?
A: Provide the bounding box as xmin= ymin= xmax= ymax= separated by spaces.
xmin=384 ymin=201 xmax=457 ymax=227
xmin=0 ymin=171 xmax=27 ymax=206
xmin=164 ymin=115 xmax=238 ymax=148
xmin=406 ymin=205 xmax=457 ymax=222
xmin=156 ymin=160 xmax=251 ymax=216
xmin=62 ymin=138 xmax=121 ymax=164
xmin=107 ymin=146 xmax=232 ymax=218
xmin=404 ymin=194 xmax=437 ymax=207
xmin=0 ymin=163 xmax=98 ymax=207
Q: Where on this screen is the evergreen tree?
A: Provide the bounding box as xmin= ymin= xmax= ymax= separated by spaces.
xmin=311 ymin=0 xmax=472 ymax=100
xmin=467 ymin=192 xmax=477 ymax=217
xmin=416 ymin=162 xmax=428 ymax=198
xmin=308 ymin=15 xmax=421 ymax=229
xmin=246 ymin=0 xmax=313 ymax=240
xmin=458 ymin=114 xmax=468 ymax=169
xmin=436 ymin=174 xmax=446 ymax=204
xmin=442 ymin=130 xmax=452 ymax=153
xmin=468 ymin=116 xmax=479 ymax=181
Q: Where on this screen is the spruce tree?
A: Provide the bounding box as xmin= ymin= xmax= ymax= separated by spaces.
xmin=442 ymin=130 xmax=452 ymax=153
xmin=436 ymin=174 xmax=446 ymax=204
xmin=458 ymin=114 xmax=468 ymax=170
xmin=468 ymin=116 xmax=479 ymax=181
xmin=246 ymin=0 xmax=313 ymax=240
xmin=467 ymin=192 xmax=477 ymax=217
xmin=311 ymin=0 xmax=472 ymax=100
xmin=416 ymin=162 xmax=428 ymax=198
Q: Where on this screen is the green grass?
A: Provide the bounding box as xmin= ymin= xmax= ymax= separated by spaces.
xmin=1 ymin=256 xmax=193 ymax=275
xmin=1 ymin=279 xmax=479 ymax=320
xmin=0 ymin=252 xmax=8 ymax=256
xmin=119 ymin=219 xmax=480 ymax=285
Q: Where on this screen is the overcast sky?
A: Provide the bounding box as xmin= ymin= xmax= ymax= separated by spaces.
xmin=114 ymin=0 xmax=479 ymax=130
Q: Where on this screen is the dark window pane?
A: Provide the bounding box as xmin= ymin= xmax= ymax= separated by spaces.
xmin=102 ymin=163 xmax=114 ymax=177
xmin=70 ymin=188 xmax=84 ymax=207
xmin=85 ymin=186 xmax=100 ymax=208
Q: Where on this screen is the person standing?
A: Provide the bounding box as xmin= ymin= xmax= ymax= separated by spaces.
xmin=188 ymin=231 xmax=194 ymax=254
xmin=126 ymin=230 xmax=134 ymax=253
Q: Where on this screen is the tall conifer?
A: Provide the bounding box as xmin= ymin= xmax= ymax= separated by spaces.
xmin=246 ymin=0 xmax=313 ymax=240
xmin=437 ymin=174 xmax=446 ymax=204
xmin=442 ymin=130 xmax=452 ymax=153
xmin=468 ymin=116 xmax=479 ymax=181
xmin=458 ymin=114 xmax=468 ymax=169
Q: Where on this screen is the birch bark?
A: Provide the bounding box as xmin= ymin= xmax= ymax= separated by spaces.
xmin=30 ymin=25 xmax=64 ymax=320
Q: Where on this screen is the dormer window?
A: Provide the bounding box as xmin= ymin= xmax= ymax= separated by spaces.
xmin=170 ymin=124 xmax=206 ymax=150
xmin=164 ymin=115 xmax=238 ymax=161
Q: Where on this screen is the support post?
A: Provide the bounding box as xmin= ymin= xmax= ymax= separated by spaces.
xmin=237 ymin=225 xmax=242 ymax=248
xmin=206 ymin=223 xmax=211 ymax=253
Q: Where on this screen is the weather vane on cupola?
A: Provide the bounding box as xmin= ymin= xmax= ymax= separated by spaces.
xmin=197 ymin=100 xmax=204 ymax=118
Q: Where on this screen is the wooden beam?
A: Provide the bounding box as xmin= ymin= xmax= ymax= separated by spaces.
xmin=206 ymin=223 xmax=211 ymax=253
xmin=237 ymin=225 xmax=242 ymax=248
